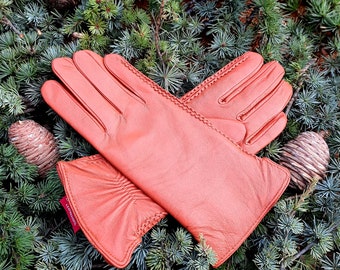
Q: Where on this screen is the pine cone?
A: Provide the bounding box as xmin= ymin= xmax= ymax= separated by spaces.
xmin=8 ymin=120 xmax=59 ymax=177
xmin=280 ymin=131 xmax=330 ymax=190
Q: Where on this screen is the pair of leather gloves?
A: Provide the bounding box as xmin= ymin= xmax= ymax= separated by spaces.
xmin=41 ymin=50 xmax=292 ymax=268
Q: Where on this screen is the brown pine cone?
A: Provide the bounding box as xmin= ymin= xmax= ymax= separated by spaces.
xmin=280 ymin=131 xmax=330 ymax=190
xmin=8 ymin=120 xmax=59 ymax=177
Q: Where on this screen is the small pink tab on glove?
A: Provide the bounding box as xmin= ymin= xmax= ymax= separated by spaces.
xmin=60 ymin=196 xmax=81 ymax=233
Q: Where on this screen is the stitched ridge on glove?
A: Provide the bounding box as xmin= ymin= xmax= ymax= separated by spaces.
xmin=135 ymin=212 xmax=167 ymax=237
xmin=181 ymin=53 xmax=250 ymax=104
xmin=57 ymin=160 xmax=154 ymax=267
xmin=116 ymin=56 xmax=290 ymax=267
xmin=117 ymin=57 xmax=248 ymax=154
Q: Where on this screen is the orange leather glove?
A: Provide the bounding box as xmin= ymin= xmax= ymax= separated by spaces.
xmin=41 ymin=50 xmax=291 ymax=268
xmin=55 ymin=51 xmax=292 ymax=268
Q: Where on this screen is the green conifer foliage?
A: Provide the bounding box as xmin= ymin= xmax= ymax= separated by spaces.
xmin=0 ymin=0 xmax=339 ymax=269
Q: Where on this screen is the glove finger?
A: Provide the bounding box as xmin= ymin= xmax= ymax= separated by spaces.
xmin=104 ymin=53 xmax=170 ymax=102
xmin=92 ymin=51 xmax=259 ymax=149
xmin=73 ymin=50 xmax=146 ymax=108
xmin=41 ymin=80 xmax=117 ymax=144
xmin=79 ymin=50 xmax=247 ymax=143
xmin=181 ymin=51 xmax=264 ymax=108
xmin=223 ymin=61 xmax=285 ymax=120
xmin=51 ymin=57 xmax=126 ymax=127
xmin=100 ymin=52 xmax=166 ymax=101
xmin=243 ymin=112 xmax=287 ymax=154
xmin=241 ymin=80 xmax=292 ymax=144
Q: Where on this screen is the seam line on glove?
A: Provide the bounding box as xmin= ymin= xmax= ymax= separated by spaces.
xmin=215 ymin=156 xmax=290 ymax=265
xmin=182 ymin=53 xmax=250 ymax=104
xmin=58 ymin=162 xmax=152 ymax=267
xmin=119 ymin=56 xmax=258 ymax=156
xmin=136 ymin=212 xmax=168 ymax=237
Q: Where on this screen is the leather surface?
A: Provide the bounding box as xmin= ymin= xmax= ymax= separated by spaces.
xmin=181 ymin=53 xmax=292 ymax=153
xmin=57 ymin=155 xmax=167 ymax=267
xmin=42 ymin=51 xmax=291 ymax=267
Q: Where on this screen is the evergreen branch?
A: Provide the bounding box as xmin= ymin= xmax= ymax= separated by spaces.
xmin=280 ymin=241 xmax=316 ymax=270
xmin=285 ymin=58 xmax=316 ymax=115
xmin=153 ymin=0 xmax=167 ymax=65
xmin=280 ymin=218 xmax=340 ymax=269
xmin=91 ymin=263 xmax=109 ymax=269
xmin=291 ymin=177 xmax=319 ymax=214
xmin=1 ymin=16 xmax=23 ymax=38
xmin=42 ymin=218 xmax=68 ymax=239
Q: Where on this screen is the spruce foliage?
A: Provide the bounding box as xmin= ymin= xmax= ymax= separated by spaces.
xmin=0 ymin=0 xmax=339 ymax=269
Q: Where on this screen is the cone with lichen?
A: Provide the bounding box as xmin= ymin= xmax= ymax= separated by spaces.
xmin=279 ymin=131 xmax=330 ymax=190
xmin=8 ymin=120 xmax=59 ymax=177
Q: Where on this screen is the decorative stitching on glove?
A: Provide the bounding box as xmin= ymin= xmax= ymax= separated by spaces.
xmin=181 ymin=53 xmax=250 ymax=104
xmin=115 ymin=173 xmax=141 ymax=202
xmin=57 ymin=161 xmax=146 ymax=267
xmin=119 ymin=56 xmax=253 ymax=155
xmin=118 ymin=56 xmax=291 ymax=267
xmin=135 ymin=212 xmax=167 ymax=237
